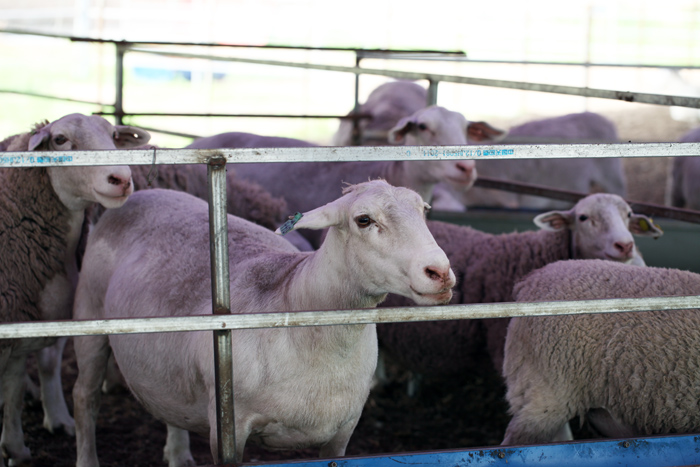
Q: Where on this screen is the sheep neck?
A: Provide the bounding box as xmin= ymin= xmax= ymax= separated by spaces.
xmin=279 ymin=228 xmax=386 ymax=344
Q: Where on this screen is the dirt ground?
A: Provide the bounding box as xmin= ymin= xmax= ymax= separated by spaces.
xmin=20 ymin=338 xmax=515 ymax=467
xmin=12 ymin=107 xmax=699 ymax=466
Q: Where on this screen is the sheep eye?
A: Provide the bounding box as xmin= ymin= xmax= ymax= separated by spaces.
xmin=578 ymin=214 xmax=589 ymax=222
xmin=417 ymin=123 xmax=428 ymax=131
xmin=53 ymin=135 xmax=68 ymax=145
xmin=355 ymin=215 xmax=372 ymax=228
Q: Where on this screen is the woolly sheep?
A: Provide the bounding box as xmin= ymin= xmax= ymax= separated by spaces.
xmin=452 ymin=112 xmax=627 ymax=210
xmin=72 ymin=180 xmax=455 ymax=466
xmin=503 ymin=259 xmax=700 ymax=445
xmin=0 ymin=113 xmax=148 ymax=466
xmin=187 ymin=130 xmax=478 ymax=248
xmin=670 ymin=127 xmax=700 ymax=210
xmin=378 ymin=193 xmax=663 ymax=379
xmin=128 ymin=162 xmax=287 ymax=231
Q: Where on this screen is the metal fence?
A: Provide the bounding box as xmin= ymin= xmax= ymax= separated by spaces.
xmin=3 ymin=141 xmax=700 ymax=465
xmin=3 ymin=27 xmax=700 ymax=467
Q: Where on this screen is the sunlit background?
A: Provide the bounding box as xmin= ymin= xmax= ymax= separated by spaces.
xmin=1 ymin=0 xmax=699 ymax=147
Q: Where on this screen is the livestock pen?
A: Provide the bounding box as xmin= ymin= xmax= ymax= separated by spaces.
xmin=3 ymin=28 xmax=700 ymax=467
xmin=3 ymin=141 xmax=700 ymax=466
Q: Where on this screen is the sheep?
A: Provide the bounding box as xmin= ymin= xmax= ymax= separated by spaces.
xmin=454 ymin=112 xmax=627 ymax=210
xmin=502 ymin=259 xmax=700 ymax=445
xmin=72 ymin=180 xmax=455 ymax=467
xmin=128 ymin=162 xmax=288 ymax=232
xmin=187 ymin=131 xmax=318 ymax=149
xmin=333 ymin=81 xmax=624 ymax=211
xmin=0 ymin=113 xmax=148 ymax=466
xmin=186 ymin=129 xmax=478 ymax=248
xmin=670 ymin=127 xmax=700 ymax=210
xmin=332 ymin=80 xmax=503 ymax=147
xmin=377 ymin=193 xmax=663 ymax=381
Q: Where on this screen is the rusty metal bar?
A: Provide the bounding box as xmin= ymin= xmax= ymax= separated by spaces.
xmin=207 ymin=156 xmax=236 ymax=465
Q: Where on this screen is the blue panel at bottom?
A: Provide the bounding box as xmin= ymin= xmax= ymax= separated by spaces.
xmin=245 ymin=434 xmax=700 ymax=467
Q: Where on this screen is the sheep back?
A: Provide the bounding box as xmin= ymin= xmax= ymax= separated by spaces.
xmin=129 ymin=164 xmax=287 ymax=230
xmin=507 ymin=260 xmax=700 ymax=435
xmin=377 ymin=221 xmax=571 ymax=376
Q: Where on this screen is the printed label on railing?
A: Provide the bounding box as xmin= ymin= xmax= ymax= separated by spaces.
xmin=0 ymin=155 xmax=74 ymax=165
xmin=404 ymin=148 xmax=516 ymax=158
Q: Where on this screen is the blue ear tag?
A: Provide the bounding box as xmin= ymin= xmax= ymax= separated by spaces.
xmin=279 ymin=212 xmax=303 ymax=235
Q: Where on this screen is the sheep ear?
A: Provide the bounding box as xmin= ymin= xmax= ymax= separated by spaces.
xmin=533 ymin=210 xmax=574 ymax=231
xmin=275 ymin=199 xmax=344 ymax=235
xmin=113 ymin=125 xmax=151 ymax=148
xmin=467 ymin=121 xmax=506 ymax=143
xmin=629 ymin=214 xmax=663 ymax=238
xmin=388 ymin=116 xmax=415 ymax=144
xmin=28 ymin=126 xmax=51 ymax=150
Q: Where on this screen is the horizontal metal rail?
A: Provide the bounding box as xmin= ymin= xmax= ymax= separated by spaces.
xmin=94 ymin=111 xmax=372 ymax=120
xmin=128 ymin=48 xmax=700 ymax=109
xmin=0 ymin=28 xmax=465 ymax=56
xmin=126 ymin=125 xmax=203 ymax=140
xmin=2 ymin=143 xmax=700 ymax=168
xmin=473 ymin=176 xmax=700 ymax=224
xmin=0 ymin=295 xmax=699 ymax=340
xmin=0 ymin=89 xmax=109 ymax=107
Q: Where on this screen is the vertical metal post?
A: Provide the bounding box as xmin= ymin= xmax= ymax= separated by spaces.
xmin=427 ymin=80 xmax=439 ymax=106
xmin=351 ymin=52 xmax=362 ymax=146
xmin=207 ymin=156 xmax=237 ymax=465
xmin=114 ymin=42 xmax=127 ymax=125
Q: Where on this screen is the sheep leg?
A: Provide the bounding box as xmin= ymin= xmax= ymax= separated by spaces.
xmin=0 ymin=353 xmax=32 ymax=465
xmin=318 ymin=419 xmax=359 ymax=458
xmin=163 ymin=424 xmax=195 ymax=467
xmin=73 ymin=335 xmax=110 ymax=467
xmin=502 ymin=403 xmax=573 ymax=446
xmin=37 ymin=337 xmax=75 ymax=436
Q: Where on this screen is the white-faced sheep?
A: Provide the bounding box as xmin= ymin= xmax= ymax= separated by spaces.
xmin=186 ymin=129 xmax=478 ymax=248
xmin=503 ymin=259 xmax=700 ymax=445
xmin=378 ymin=193 xmax=662 ymax=380
xmin=0 ymin=113 xmax=148 ymax=466
xmin=453 ymin=112 xmax=627 ymax=210
xmin=332 ymin=80 xmax=503 ymax=147
xmin=670 ymin=127 xmax=700 ymax=210
xmin=72 ymin=180 xmax=455 ymax=466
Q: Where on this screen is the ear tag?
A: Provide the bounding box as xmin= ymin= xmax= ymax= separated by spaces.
xmin=278 ymin=212 xmax=303 ymax=235
xmin=638 ymin=218 xmax=650 ymax=231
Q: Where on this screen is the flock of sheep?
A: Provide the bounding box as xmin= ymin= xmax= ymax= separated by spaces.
xmin=1 ymin=79 xmax=700 ymax=467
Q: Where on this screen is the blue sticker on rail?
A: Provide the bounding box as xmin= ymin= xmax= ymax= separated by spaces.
xmin=405 ymin=148 xmax=516 ymax=158
xmin=0 ymin=155 xmax=74 ymax=165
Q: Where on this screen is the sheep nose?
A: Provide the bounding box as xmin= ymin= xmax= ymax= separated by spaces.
xmin=614 ymin=241 xmax=634 ymax=256
xmin=424 ymin=264 xmax=453 ymax=286
xmin=455 ymin=160 xmax=475 ymax=176
xmin=107 ymin=167 xmax=134 ymax=195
